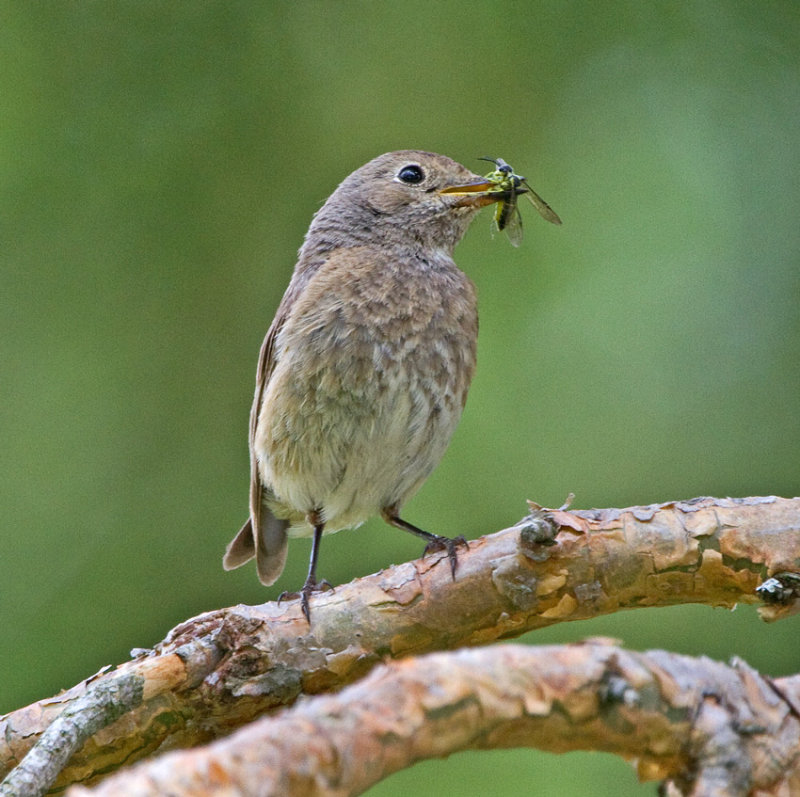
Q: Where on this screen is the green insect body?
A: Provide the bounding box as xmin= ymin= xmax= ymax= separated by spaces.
xmin=479 ymin=156 xmax=561 ymax=247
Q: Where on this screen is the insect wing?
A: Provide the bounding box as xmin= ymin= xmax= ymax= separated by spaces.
xmin=521 ymin=179 xmax=562 ymax=225
xmin=501 ymin=200 xmax=524 ymax=246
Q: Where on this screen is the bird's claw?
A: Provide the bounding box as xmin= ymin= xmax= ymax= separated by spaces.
xmin=422 ymin=534 xmax=468 ymax=579
xmin=278 ymin=578 xmax=333 ymax=622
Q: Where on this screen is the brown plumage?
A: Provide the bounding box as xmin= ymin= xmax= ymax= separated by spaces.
xmin=223 ymin=150 xmax=508 ymax=618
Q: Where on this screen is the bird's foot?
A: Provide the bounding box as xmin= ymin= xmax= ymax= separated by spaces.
xmin=422 ymin=534 xmax=469 ymax=579
xmin=278 ymin=577 xmax=333 ymax=622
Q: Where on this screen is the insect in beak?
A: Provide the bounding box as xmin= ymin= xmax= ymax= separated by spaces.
xmin=477 ymin=156 xmax=561 ymax=247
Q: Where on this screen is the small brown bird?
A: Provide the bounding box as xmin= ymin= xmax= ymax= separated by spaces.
xmin=223 ymin=150 xmax=523 ymax=618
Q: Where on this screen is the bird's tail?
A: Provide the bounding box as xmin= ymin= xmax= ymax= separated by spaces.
xmin=223 ymin=507 xmax=289 ymax=586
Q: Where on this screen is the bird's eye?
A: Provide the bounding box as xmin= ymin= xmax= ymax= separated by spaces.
xmin=397 ymin=164 xmax=424 ymax=184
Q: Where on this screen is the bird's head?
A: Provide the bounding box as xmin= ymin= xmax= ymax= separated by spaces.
xmin=307 ymin=150 xmax=508 ymax=254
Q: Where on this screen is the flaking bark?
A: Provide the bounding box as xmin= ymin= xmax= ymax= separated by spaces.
xmin=1 ymin=496 xmax=798 ymax=794
xmin=64 ymin=643 xmax=800 ymax=797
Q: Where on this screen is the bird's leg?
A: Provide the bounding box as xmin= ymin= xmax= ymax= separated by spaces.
xmin=381 ymin=506 xmax=468 ymax=579
xmin=279 ymin=509 xmax=331 ymax=622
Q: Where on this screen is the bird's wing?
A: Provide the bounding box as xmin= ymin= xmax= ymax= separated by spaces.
xmin=246 ymin=265 xmax=324 ymax=520
xmin=225 ymin=244 xmax=366 ymax=579
xmin=223 ymin=265 xmax=319 ymax=579
xmin=222 ymin=306 xmax=287 ymax=574
xmin=249 ymin=314 xmax=281 ymax=527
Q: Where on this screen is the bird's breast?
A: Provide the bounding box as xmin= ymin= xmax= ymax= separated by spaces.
xmin=256 ymin=248 xmax=478 ymax=528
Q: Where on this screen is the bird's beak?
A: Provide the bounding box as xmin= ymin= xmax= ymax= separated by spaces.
xmin=439 ymin=179 xmax=526 ymax=208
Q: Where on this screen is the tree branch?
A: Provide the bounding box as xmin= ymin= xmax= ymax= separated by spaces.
xmin=0 ymin=674 xmax=144 ymax=797
xmin=63 ymin=642 xmax=800 ymax=797
xmin=2 ymin=496 xmax=798 ymax=793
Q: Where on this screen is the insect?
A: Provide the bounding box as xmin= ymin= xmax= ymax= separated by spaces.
xmin=479 ymin=156 xmax=561 ymax=246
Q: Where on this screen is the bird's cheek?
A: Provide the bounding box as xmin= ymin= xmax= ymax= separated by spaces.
xmin=365 ymin=185 xmax=410 ymax=215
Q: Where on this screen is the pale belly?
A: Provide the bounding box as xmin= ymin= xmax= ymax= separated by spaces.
xmin=255 ymin=321 xmax=475 ymax=536
xmin=255 ymin=341 xmax=469 ymax=537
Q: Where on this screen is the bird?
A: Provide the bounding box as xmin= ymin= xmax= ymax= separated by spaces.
xmin=223 ymin=150 xmax=517 ymax=620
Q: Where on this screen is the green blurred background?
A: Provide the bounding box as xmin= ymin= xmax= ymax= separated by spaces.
xmin=3 ymin=2 xmax=799 ymax=794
